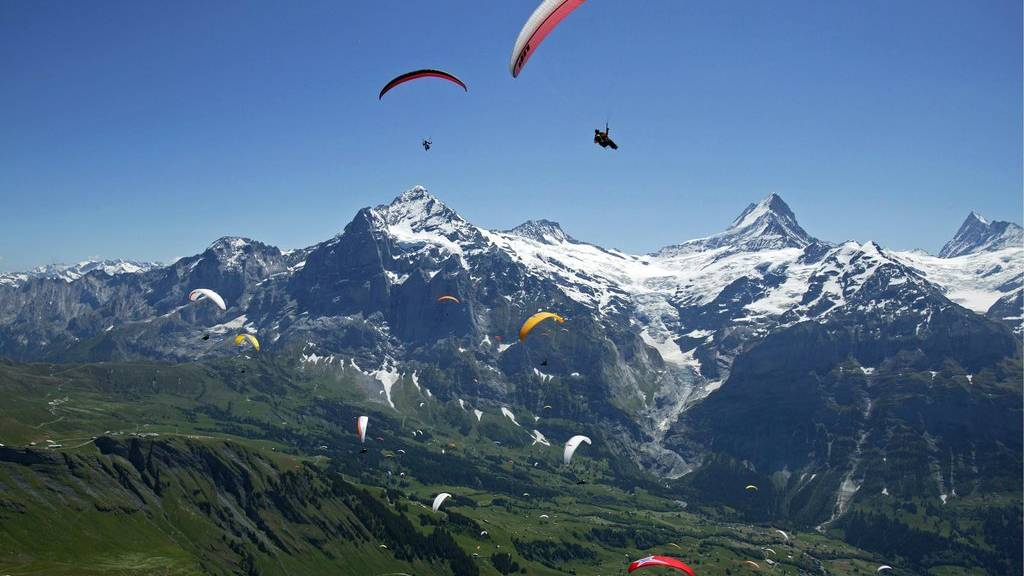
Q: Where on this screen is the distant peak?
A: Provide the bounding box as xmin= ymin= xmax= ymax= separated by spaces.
xmin=939 ymin=211 xmax=1022 ymax=257
xmin=659 ymin=193 xmax=815 ymax=255
xmin=208 ymin=237 xmax=254 ymax=251
xmin=728 ymin=193 xmax=797 ymax=231
xmin=968 ymin=211 xmax=989 ymax=225
xmin=373 ymin=186 xmax=468 ymax=231
xmin=506 ymin=219 xmax=574 ymax=244
xmin=16 ymin=259 xmax=158 ymax=282
xmin=393 ymin=185 xmax=434 ymax=204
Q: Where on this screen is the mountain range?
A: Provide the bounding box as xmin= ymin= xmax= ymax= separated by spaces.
xmin=0 ymin=187 xmax=1020 ymax=564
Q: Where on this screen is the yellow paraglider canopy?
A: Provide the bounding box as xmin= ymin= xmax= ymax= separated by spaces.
xmin=518 ymin=312 xmax=565 ymax=341
xmin=234 ymin=333 xmax=260 ymax=351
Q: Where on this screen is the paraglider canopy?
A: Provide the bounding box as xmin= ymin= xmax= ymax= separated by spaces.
xmin=432 ymin=492 xmax=452 ymax=512
xmin=563 ymin=434 xmax=591 ymax=465
xmin=379 ymin=69 xmax=467 ymax=99
xmin=745 ymin=484 xmax=759 ymax=493
xmin=356 ymin=416 xmax=369 ymax=444
xmin=744 ymin=560 xmax=761 ymax=569
xmin=510 ymin=0 xmax=588 ymax=77
xmin=519 ymin=312 xmax=566 ymax=341
xmin=876 ymin=567 xmax=893 ymax=573
xmin=627 ymin=555 xmax=696 ymax=576
xmin=436 ymin=295 xmax=460 ymax=304
xmin=234 ymin=333 xmax=260 ymax=351
xmin=188 ymin=288 xmax=226 ymax=311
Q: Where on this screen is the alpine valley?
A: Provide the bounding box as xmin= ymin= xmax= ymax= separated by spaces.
xmin=1 ymin=187 xmax=1020 ymax=576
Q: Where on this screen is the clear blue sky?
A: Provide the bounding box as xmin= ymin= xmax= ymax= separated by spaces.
xmin=1 ymin=0 xmax=1020 ymax=270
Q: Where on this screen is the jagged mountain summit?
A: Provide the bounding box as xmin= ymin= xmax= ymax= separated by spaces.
xmin=939 ymin=211 xmax=1023 ymax=257
xmin=659 ymin=193 xmax=817 ymax=255
xmin=505 ymin=219 xmax=575 ymax=244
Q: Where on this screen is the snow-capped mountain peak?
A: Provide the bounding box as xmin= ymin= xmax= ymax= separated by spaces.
xmin=208 ymin=236 xmax=254 ymax=253
xmin=729 ymin=193 xmax=793 ymax=229
xmin=659 ymin=193 xmax=817 ymax=255
xmin=505 ymin=219 xmax=574 ymax=244
xmin=939 ymin=211 xmax=1023 ymax=257
xmin=376 ymin=186 xmax=467 ymax=231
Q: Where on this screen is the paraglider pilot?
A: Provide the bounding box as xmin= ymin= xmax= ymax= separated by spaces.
xmin=594 ymin=125 xmax=618 ymax=150
xmin=422 ymin=138 xmax=432 ymax=151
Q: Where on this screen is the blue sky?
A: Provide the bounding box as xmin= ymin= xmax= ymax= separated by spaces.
xmin=1 ymin=0 xmax=1020 ymax=270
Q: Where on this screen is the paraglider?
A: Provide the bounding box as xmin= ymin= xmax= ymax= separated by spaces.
xmin=744 ymin=560 xmax=760 ymax=570
xmin=745 ymin=485 xmax=759 ymax=493
xmin=762 ymin=548 xmax=776 ymax=557
xmin=519 ymin=312 xmax=565 ymax=341
xmin=436 ymin=295 xmax=460 ymax=304
xmin=422 ymin=138 xmax=432 ymax=151
xmin=510 ymin=0 xmax=588 ymax=78
xmin=563 ymin=434 xmax=591 ymax=465
xmin=357 ymin=416 xmax=369 ymax=444
xmin=876 ymin=567 xmax=893 ymax=573
xmin=432 ymin=492 xmax=452 ymax=512
xmin=594 ymin=123 xmax=618 ymax=150
xmin=379 ymin=69 xmax=467 ymax=100
xmin=233 ymin=333 xmax=259 ymax=352
xmin=188 ymin=288 xmax=226 ymax=311
xmin=775 ymin=529 xmax=790 ymax=542
xmin=627 ymin=555 xmax=696 ymax=576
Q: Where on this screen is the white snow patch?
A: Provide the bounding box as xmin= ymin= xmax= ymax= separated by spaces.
xmin=384 ymin=270 xmax=409 ymax=285
xmin=208 ymin=315 xmax=247 ymax=335
xmin=371 ymin=364 xmax=401 ymax=409
xmin=500 ymin=407 xmax=520 ymax=426
xmin=703 ymin=380 xmax=723 ymax=393
xmin=301 ymin=353 xmax=324 ymax=365
xmin=473 ymin=409 xmax=483 ymax=422
xmin=640 ymin=329 xmax=698 ymax=368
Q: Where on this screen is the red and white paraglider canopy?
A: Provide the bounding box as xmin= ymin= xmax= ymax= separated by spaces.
xmin=628 ymin=555 xmax=696 ymax=576
xmin=509 ymin=0 xmax=587 ymax=77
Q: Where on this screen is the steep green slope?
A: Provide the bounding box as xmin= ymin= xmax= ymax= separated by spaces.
xmin=0 ymin=356 xmax=1007 ymax=575
xmin=0 ymin=436 xmax=476 ymax=575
